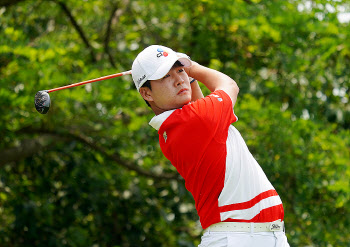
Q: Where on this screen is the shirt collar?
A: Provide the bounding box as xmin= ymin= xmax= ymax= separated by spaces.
xmin=149 ymin=110 xmax=176 ymax=130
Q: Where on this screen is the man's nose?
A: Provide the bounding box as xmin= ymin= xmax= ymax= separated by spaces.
xmin=174 ymin=74 xmax=184 ymax=86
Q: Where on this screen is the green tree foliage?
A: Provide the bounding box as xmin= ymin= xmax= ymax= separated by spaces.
xmin=0 ymin=0 xmax=349 ymax=246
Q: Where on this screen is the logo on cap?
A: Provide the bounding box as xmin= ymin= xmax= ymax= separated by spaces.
xmin=137 ymin=74 xmax=146 ymax=84
xmin=157 ymin=48 xmax=169 ymax=58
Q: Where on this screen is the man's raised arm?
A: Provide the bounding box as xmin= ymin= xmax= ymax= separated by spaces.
xmin=187 ymin=62 xmax=239 ymax=107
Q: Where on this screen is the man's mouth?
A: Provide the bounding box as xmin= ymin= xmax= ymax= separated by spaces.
xmin=177 ymin=88 xmax=188 ymax=95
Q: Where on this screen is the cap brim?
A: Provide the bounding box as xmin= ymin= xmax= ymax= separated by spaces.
xmin=149 ymin=57 xmax=192 ymax=81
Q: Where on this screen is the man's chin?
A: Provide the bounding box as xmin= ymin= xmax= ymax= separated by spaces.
xmin=181 ymin=99 xmax=191 ymax=107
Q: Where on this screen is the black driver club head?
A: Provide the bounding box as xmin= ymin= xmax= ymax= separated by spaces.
xmin=34 ymin=90 xmax=51 ymax=114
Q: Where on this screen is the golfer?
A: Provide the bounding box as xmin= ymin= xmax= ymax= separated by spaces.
xmin=132 ymin=45 xmax=290 ymax=247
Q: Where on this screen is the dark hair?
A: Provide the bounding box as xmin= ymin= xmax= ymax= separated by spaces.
xmin=140 ymin=60 xmax=184 ymax=108
xmin=141 ymin=80 xmax=152 ymax=107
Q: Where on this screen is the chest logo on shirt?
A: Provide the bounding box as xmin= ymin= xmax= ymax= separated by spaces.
xmin=213 ymin=94 xmax=223 ymax=102
xmin=163 ymin=131 xmax=167 ymax=143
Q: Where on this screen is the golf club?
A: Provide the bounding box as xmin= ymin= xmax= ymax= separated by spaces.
xmin=34 ymin=70 xmax=132 ymax=114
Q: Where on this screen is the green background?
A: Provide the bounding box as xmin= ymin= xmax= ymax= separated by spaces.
xmin=0 ymin=0 xmax=349 ymax=246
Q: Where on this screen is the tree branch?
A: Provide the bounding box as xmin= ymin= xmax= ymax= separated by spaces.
xmin=0 ymin=135 xmax=64 ymax=166
xmin=13 ymin=127 xmax=181 ymax=181
xmin=56 ymin=1 xmax=97 ymax=62
xmin=0 ymin=0 xmax=26 ymax=7
xmin=104 ymin=0 xmax=130 ymax=68
xmin=64 ymin=130 xmax=180 ymax=181
xmin=104 ymin=5 xmax=118 ymax=68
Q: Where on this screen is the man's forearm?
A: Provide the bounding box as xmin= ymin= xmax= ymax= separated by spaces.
xmin=187 ymin=62 xmax=239 ymax=106
xmin=187 ymin=62 xmax=236 ymax=91
xmin=190 ymin=79 xmax=204 ymax=102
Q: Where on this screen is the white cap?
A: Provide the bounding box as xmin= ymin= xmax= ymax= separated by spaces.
xmin=132 ymin=45 xmax=192 ymax=91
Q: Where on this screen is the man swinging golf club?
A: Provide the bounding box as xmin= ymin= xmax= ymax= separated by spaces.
xmin=132 ymin=45 xmax=290 ymax=247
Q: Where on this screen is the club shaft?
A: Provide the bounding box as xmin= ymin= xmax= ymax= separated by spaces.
xmin=47 ymin=70 xmax=132 ymax=93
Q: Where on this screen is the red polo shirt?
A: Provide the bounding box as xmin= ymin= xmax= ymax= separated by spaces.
xmin=149 ymin=90 xmax=284 ymax=229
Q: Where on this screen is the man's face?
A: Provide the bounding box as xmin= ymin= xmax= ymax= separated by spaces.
xmin=142 ymin=65 xmax=192 ymax=113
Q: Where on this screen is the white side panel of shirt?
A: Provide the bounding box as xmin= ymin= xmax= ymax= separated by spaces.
xmin=218 ymin=126 xmax=279 ymax=219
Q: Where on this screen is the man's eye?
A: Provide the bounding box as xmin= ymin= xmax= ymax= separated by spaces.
xmin=162 ymin=74 xmax=170 ymax=79
xmin=178 ymin=69 xmax=184 ymax=72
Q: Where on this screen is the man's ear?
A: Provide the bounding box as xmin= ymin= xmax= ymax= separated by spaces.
xmin=139 ymin=87 xmax=154 ymax=102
